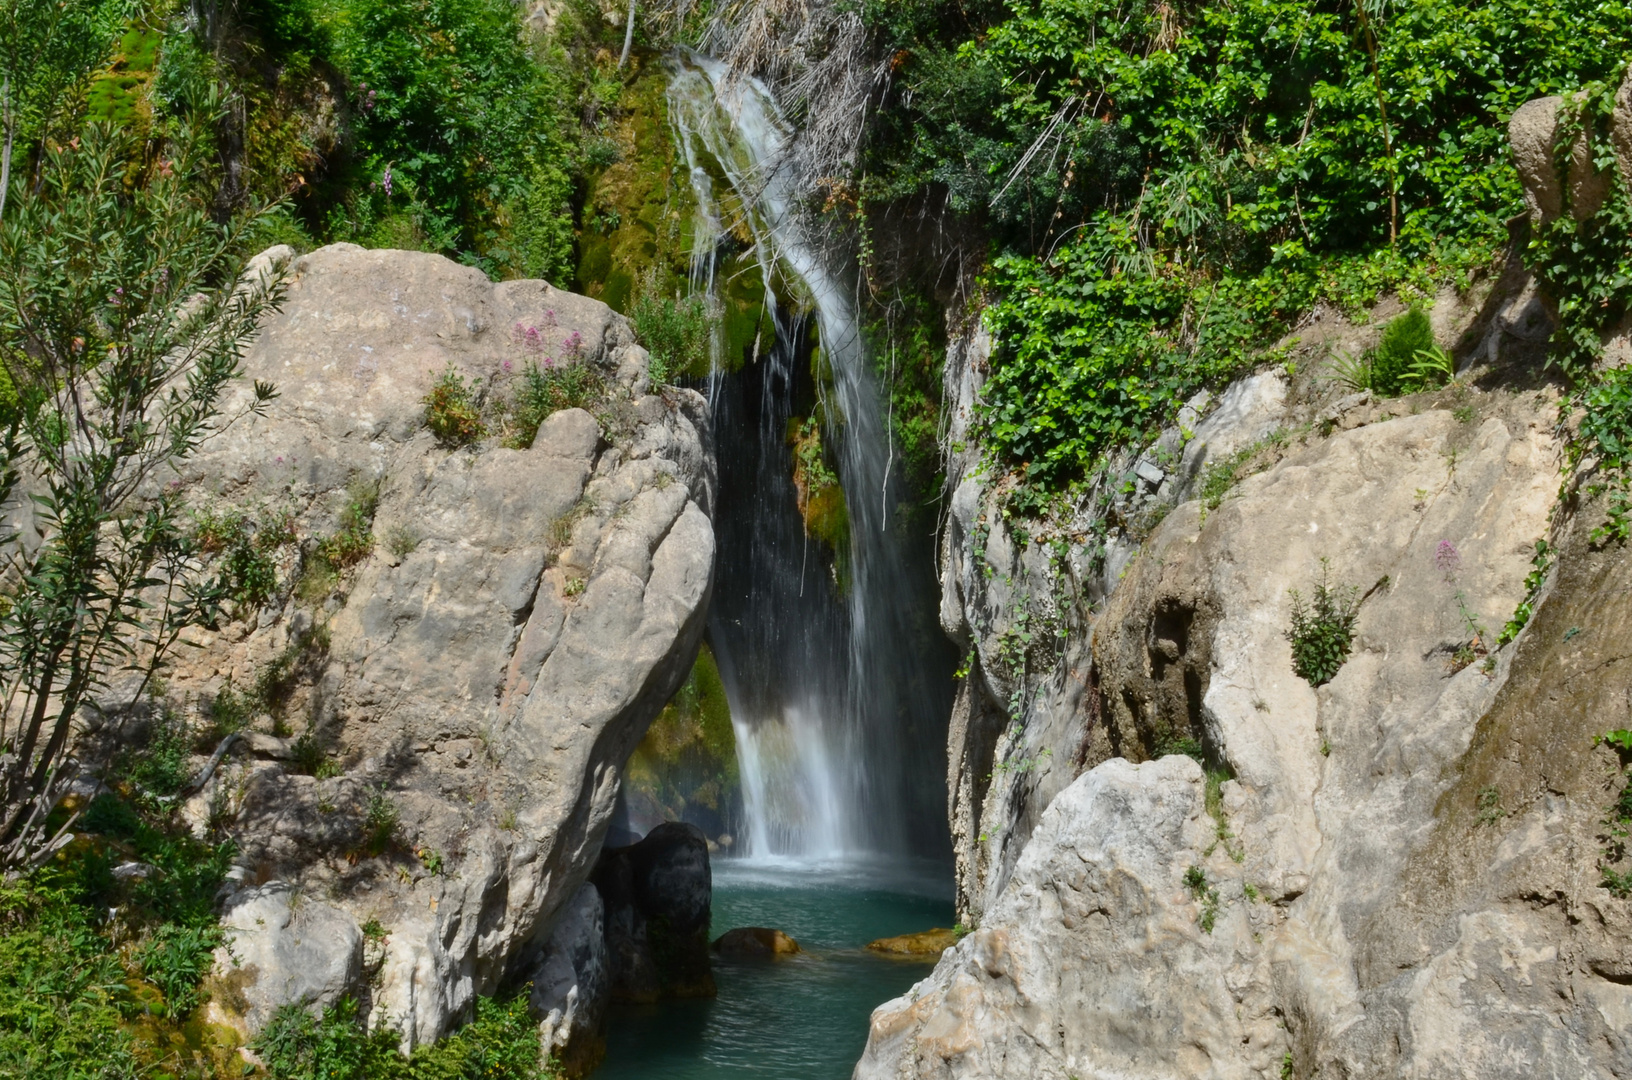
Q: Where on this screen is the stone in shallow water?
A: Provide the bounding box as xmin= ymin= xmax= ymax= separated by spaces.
xmin=865 ymin=928 xmax=958 ymax=958
xmin=712 ymin=927 xmax=801 ymax=958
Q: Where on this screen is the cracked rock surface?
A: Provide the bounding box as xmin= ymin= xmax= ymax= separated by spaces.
xmin=147 ymin=244 xmax=714 ymax=1050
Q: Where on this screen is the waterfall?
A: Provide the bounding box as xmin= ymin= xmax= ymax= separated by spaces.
xmin=667 ymin=52 xmax=951 ymax=862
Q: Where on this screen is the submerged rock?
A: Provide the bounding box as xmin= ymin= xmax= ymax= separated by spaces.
xmin=593 ymin=821 xmax=715 ymax=1001
xmin=864 ymin=928 xmax=958 ymax=959
xmin=712 ymin=926 xmax=801 ymax=958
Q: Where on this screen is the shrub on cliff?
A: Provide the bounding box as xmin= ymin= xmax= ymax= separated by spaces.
xmin=1285 ymin=562 xmax=1363 ymax=687
xmin=424 ymin=364 xmax=487 ymax=447
xmin=0 ymin=120 xmax=283 ymax=867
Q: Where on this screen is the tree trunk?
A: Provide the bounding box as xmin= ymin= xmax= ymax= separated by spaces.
xmin=619 ymin=0 xmax=637 ymax=69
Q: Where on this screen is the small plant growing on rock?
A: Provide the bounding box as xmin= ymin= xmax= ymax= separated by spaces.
xmin=385 ymin=524 xmax=422 ymax=560
xmin=631 ymin=283 xmax=711 ymax=385
xmin=363 ymin=787 xmax=400 ymax=857
xmin=1475 ymin=786 xmax=1507 ymax=826
xmin=423 ymin=363 xmax=486 ymax=446
xmin=1183 ymin=865 xmax=1220 ymax=933
xmin=317 ymin=476 xmax=381 ymax=569
xmin=1597 ymin=731 xmax=1632 ymax=898
xmin=506 ymin=358 xmax=604 ymax=449
xmin=1284 ymin=560 xmax=1362 ymax=687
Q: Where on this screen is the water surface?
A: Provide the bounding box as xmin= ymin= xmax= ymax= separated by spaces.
xmin=594 ymin=858 xmax=953 ymax=1080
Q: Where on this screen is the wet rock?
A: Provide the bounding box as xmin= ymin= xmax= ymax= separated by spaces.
xmin=593 ymin=822 xmax=715 ymax=1001
xmin=713 ymin=927 xmax=801 ymax=958
xmin=865 ymin=928 xmax=958 ymax=959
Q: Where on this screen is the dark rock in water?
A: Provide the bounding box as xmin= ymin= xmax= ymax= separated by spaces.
xmin=865 ymin=928 xmax=959 ymax=958
xmin=712 ymin=926 xmax=801 ymax=958
xmin=592 ymin=821 xmax=715 ymax=1002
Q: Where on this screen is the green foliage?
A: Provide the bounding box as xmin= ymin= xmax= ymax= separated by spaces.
xmin=0 ymin=877 xmax=141 ymax=1079
xmin=507 ymin=359 xmax=605 ymax=449
xmin=363 ymin=786 xmax=399 ymax=856
xmin=0 ymin=790 xmax=236 ymax=1075
xmin=1599 ymin=731 xmax=1632 ymax=898
xmin=1369 ymin=307 xmax=1438 ymax=397
xmin=193 ymin=505 xmax=295 ymax=611
xmin=626 ymin=643 xmax=738 ymax=828
xmin=256 ymin=989 xmax=556 ymax=1080
xmin=1497 ymin=540 xmax=1554 ymax=647
xmin=135 ymin=922 xmax=221 ymax=1018
xmin=423 ymin=364 xmax=487 ymax=447
xmin=790 ymin=416 xmax=852 ymax=587
xmin=1183 ymin=865 xmax=1220 ymax=933
xmin=0 ymin=0 xmax=128 ymax=156
xmin=1284 ymin=561 xmax=1362 ymax=687
xmin=867 ymin=290 xmax=947 ymax=512
xmin=1475 ymin=785 xmax=1507 ymax=826
xmin=859 ymin=0 xmax=1632 ymax=486
xmin=318 ymin=0 xmax=576 ymax=260
xmin=0 ymin=120 xmax=283 ymax=866
xmin=126 ymin=711 xmax=193 ymax=804
xmin=320 ymin=475 xmax=381 ymax=568
xmin=1573 ymin=365 xmax=1632 ymax=544
xmin=631 ymin=290 xmax=711 ymax=385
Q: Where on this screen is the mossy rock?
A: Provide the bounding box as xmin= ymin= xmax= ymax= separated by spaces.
xmin=574 ymin=54 xmax=695 ymax=314
xmin=625 ymin=643 xmax=738 ymax=827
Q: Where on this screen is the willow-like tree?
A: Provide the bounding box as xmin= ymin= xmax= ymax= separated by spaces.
xmin=0 ymin=114 xmax=285 ymax=868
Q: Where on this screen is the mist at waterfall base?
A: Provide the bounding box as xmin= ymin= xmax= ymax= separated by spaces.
xmin=669 ymin=51 xmax=957 ymax=864
xmin=594 ymin=860 xmax=953 ymax=1080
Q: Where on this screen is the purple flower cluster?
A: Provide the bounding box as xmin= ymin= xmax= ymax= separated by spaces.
xmin=509 ymin=314 xmax=580 ymax=369
xmin=1435 ymin=539 xmax=1461 ymax=581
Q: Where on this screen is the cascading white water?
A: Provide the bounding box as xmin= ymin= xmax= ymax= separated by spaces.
xmin=668 ymin=52 xmax=951 ymax=862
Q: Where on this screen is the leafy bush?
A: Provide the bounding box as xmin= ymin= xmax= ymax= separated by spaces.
xmin=508 ymin=361 xmax=604 ymax=449
xmin=1369 ymin=307 xmax=1438 ymax=397
xmin=1285 ymin=561 xmax=1362 ymax=687
xmin=256 ymin=989 xmax=556 ymax=1079
xmin=630 ymin=291 xmax=712 ymax=384
xmin=424 ymin=364 xmax=487 ymax=447
xmin=318 ymin=475 xmax=381 ymax=568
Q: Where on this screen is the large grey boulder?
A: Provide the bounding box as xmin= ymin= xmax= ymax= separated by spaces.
xmin=169 ymin=244 xmax=714 ymax=1049
xmin=886 ymin=379 xmax=1592 ymax=1076
xmin=857 ymin=757 xmax=1282 ymax=1080
xmin=213 ymin=884 xmax=365 ymax=1037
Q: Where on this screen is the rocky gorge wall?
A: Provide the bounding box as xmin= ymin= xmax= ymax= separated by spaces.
xmin=858 ymin=88 xmax=1632 ymax=1078
xmin=95 ymin=244 xmax=716 ymax=1060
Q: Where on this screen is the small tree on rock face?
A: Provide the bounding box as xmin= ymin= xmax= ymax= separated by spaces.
xmin=1284 ymin=560 xmax=1362 ymax=688
xmin=0 ymin=122 xmax=284 ymax=869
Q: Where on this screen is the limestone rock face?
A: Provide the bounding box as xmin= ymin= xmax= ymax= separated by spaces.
xmin=213 ymin=884 xmax=365 ymax=1038
xmin=873 ymin=390 xmax=1570 ymax=1079
xmin=858 ymin=757 xmax=1284 ymax=1080
xmin=168 ymin=244 xmax=714 ymax=1049
xmin=530 ymin=883 xmax=610 ymax=1075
